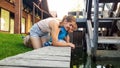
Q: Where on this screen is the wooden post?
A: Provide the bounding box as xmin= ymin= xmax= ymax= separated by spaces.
xmin=14 ymin=0 xmax=22 ymax=34
xmin=87 ymin=0 xmax=92 ymax=19
xmin=33 ymin=3 xmax=35 ymax=25
xmin=41 ymin=11 xmax=43 ymax=20
xmin=26 ymin=14 xmax=32 ymax=33
xmin=93 ymin=0 xmax=99 ymax=56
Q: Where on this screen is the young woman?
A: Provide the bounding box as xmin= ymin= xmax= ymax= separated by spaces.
xmin=24 ymin=15 xmax=77 ymax=49
xmin=44 ymin=26 xmax=69 ymax=46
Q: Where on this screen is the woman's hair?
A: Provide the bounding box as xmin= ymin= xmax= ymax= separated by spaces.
xmin=61 ymin=15 xmax=76 ymax=22
xmin=60 ymin=15 xmax=77 ymax=31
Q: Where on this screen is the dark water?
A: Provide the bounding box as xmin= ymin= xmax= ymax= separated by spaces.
xmin=69 ymin=31 xmax=120 ymax=68
xmin=70 ymin=47 xmax=120 ymax=68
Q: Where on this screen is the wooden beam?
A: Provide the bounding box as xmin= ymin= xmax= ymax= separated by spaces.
xmin=85 ymin=20 xmax=94 ymax=56
xmin=32 ymin=3 xmax=35 ymax=24
xmin=0 ymin=0 xmax=15 ymax=13
xmin=99 ymin=0 xmax=120 ymax=3
xmin=76 ymin=18 xmax=113 ymax=23
xmin=99 ymin=17 xmax=120 ymax=20
xmin=93 ymin=0 xmax=99 ymax=56
xmin=98 ymin=37 xmax=120 ymax=44
xmin=14 ymin=0 xmax=22 ymax=34
xmin=33 ymin=2 xmax=51 ymax=17
xmin=87 ymin=20 xmax=93 ymax=45
xmin=86 ymin=0 xmax=92 ymax=19
xmin=76 ymin=18 xmax=113 ymax=28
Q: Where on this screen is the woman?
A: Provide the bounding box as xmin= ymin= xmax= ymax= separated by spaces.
xmin=25 ymin=15 xmax=77 ymax=49
xmin=44 ymin=26 xmax=70 ymax=46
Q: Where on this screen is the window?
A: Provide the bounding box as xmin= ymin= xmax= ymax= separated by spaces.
xmin=10 ymin=18 xmax=14 ymax=34
xmin=21 ymin=17 xmax=26 ymax=33
xmin=0 ymin=9 xmax=10 ymax=31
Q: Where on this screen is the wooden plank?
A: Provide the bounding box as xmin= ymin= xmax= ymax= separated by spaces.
xmin=0 ymin=59 xmax=70 ymax=68
xmin=99 ymin=17 xmax=120 ymax=20
xmin=0 ymin=66 xmax=70 ymax=68
xmin=0 ymin=53 xmax=70 ymax=61
xmin=97 ymin=50 xmax=120 ymax=57
xmin=0 ymin=46 xmax=71 ymax=68
xmin=0 ymin=66 xmax=26 ymax=68
xmin=76 ymin=18 xmax=113 ymax=23
xmin=0 ymin=66 xmax=69 ymax=68
xmin=0 ymin=54 xmax=70 ymax=61
xmin=98 ymin=37 xmax=120 ymax=44
xmin=96 ymin=50 xmax=120 ymax=61
xmin=99 ymin=0 xmax=120 ymax=3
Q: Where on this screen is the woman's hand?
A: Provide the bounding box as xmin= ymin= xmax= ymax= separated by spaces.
xmin=68 ymin=43 xmax=75 ymax=49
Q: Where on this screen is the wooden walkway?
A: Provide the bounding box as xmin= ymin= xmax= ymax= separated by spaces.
xmin=0 ymin=46 xmax=71 ymax=68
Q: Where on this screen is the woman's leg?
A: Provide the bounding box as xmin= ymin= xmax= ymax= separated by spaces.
xmin=23 ymin=35 xmax=32 ymax=48
xmin=29 ymin=24 xmax=43 ymax=49
xmin=30 ymin=37 xmax=42 ymax=49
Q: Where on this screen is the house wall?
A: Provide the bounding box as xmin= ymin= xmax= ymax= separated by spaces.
xmin=0 ymin=0 xmax=40 ymax=34
xmin=0 ymin=0 xmax=15 ymax=13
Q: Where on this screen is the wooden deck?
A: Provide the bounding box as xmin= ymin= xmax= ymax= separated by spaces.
xmin=0 ymin=46 xmax=71 ymax=68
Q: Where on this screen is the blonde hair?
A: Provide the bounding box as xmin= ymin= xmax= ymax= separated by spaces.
xmin=60 ymin=15 xmax=77 ymax=31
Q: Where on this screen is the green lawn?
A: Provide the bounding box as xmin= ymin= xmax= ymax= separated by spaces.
xmin=0 ymin=32 xmax=32 ymax=60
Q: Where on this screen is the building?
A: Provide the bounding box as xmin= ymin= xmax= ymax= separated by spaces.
xmin=0 ymin=0 xmax=52 ymax=34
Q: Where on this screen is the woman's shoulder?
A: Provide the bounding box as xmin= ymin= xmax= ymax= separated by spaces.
xmin=47 ymin=17 xmax=61 ymax=22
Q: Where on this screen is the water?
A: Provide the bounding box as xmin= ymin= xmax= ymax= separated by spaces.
xmin=71 ymin=47 xmax=120 ymax=68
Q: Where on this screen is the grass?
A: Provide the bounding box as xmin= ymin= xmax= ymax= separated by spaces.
xmin=0 ymin=32 xmax=33 ymax=60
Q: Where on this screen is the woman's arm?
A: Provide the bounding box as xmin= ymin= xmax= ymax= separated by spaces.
xmin=65 ymin=35 xmax=70 ymax=43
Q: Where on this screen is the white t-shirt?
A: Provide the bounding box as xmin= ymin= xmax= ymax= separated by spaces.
xmin=37 ymin=17 xmax=60 ymax=33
